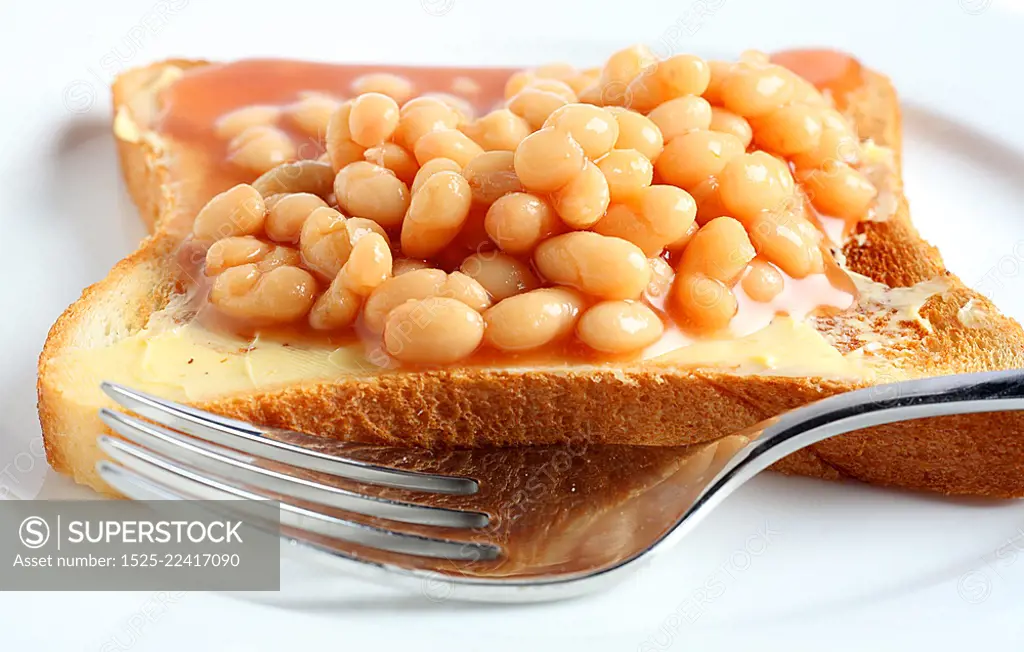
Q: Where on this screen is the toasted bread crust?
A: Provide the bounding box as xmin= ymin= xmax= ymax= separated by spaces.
xmin=37 ymin=58 xmax=1024 ymax=497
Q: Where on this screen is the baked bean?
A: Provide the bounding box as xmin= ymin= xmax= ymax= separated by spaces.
xmin=504 ymin=71 xmax=535 ymax=99
xmin=363 ymin=142 xmax=419 ymax=185
xmin=718 ymin=152 xmax=796 ymax=224
xmin=536 ymin=62 xmax=578 ymax=82
xmin=227 ymin=126 xmax=297 ymax=174
xmin=534 ymin=232 xmax=650 ymax=300
xmin=410 ymin=157 xmax=462 ymax=195
xmin=333 ymin=161 xmax=410 ymax=228
xmin=392 ymin=258 xmax=430 ymax=275
xmin=287 ymin=93 xmax=340 ymax=138
xmin=741 ymin=258 xmax=784 ymax=302
xmin=720 ymin=63 xmax=796 ymax=118
xmin=513 ymin=127 xmax=586 ymax=193
xmin=627 ymin=54 xmax=711 ymax=111
xmin=655 ymin=129 xmax=745 ymax=189
xmin=596 ymin=149 xmax=653 ymax=203
xmin=210 ymin=264 xmax=317 ymax=325
xmin=205 ymin=237 xmax=270 ymax=276
xmin=552 ymin=160 xmax=610 ymax=229
xmin=669 ymin=272 xmax=737 ymax=332
xmin=461 ymin=109 xmax=532 ymax=152
xmin=393 ymin=97 xmax=461 ymax=152
xmin=790 ymin=111 xmax=862 ymax=168
xmin=647 ymin=96 xmax=712 ymax=142
xmin=265 ymin=193 xmax=327 ymax=243
xmin=688 ymin=177 xmax=729 ymax=225
xmin=462 ymin=151 xmax=523 ymax=205
xmin=460 ymin=252 xmax=539 ymax=301
xmin=252 ymin=160 xmax=335 ymax=198
xmin=384 ymin=297 xmax=484 ymax=364
xmin=193 ymin=184 xmax=267 ymax=242
xmin=796 ymin=162 xmax=876 ymax=222
xmin=422 ymin=92 xmax=476 ymax=122
xmin=646 ymin=256 xmax=675 ymax=297
xmin=543 ymin=103 xmax=620 ymax=159
xmin=746 ymin=209 xmax=823 ymax=278
xmin=345 ymin=217 xmax=390 ymax=245
xmin=601 ymin=44 xmax=657 ymax=88
xmin=340 ymin=232 xmax=392 ymax=295
xmin=401 ymin=171 xmax=473 ymax=258
xmin=678 ymin=216 xmax=756 ymax=284
xmin=638 ymin=184 xmax=697 ymax=249
xmin=440 ymin=271 xmax=492 ymax=312
xmin=215 ymin=105 xmax=281 ymax=140
xmin=308 ymin=274 xmax=362 ymax=330
xmin=752 ymin=104 xmax=823 ymax=156
xmin=608 ymin=108 xmax=664 ymax=161
xmin=483 ymin=288 xmax=585 ymax=352
xmin=299 ymin=206 xmax=352 ymax=280
xmin=709 ymin=107 xmax=753 ymax=147
xmin=593 ymin=186 xmax=696 ymax=256
xmin=451 ymin=76 xmax=482 ymax=98
xmin=325 ymin=103 xmax=366 ymax=171
xmin=351 ymin=72 xmax=415 ymax=104
xmin=508 ymin=88 xmax=569 ymax=130
xmin=413 ymin=128 xmax=485 ymax=167
xmin=739 ymin=49 xmax=770 ymax=65
xmin=665 ymin=219 xmax=699 ymax=252
xmin=702 ymin=60 xmax=733 ymax=105
xmin=485 ymin=192 xmax=560 ymax=254
xmin=567 ymin=67 xmax=601 ymax=96
xmin=363 ymin=268 xmax=448 ymax=333
xmin=577 ymin=300 xmax=664 ymax=353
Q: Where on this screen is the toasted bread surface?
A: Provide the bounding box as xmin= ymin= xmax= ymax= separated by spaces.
xmin=38 ymin=56 xmax=1024 ymax=497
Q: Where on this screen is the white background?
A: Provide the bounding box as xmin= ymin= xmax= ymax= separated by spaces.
xmin=2 ymin=0 xmax=1024 ymax=649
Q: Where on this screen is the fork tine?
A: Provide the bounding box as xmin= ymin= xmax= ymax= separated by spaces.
xmin=100 ymin=382 xmax=477 ymax=495
xmin=96 ymin=436 xmax=500 ymax=561
xmin=98 ymin=408 xmax=489 ymax=529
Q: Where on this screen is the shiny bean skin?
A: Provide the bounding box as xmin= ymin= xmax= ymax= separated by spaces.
xmin=483 ymin=288 xmax=585 ymax=352
xmin=460 ymin=252 xmax=540 ymax=301
xmin=513 ymin=127 xmax=586 ymax=193
xmin=677 ymin=216 xmax=756 ymax=284
xmin=410 ymin=157 xmax=462 ymax=195
xmin=210 ymin=264 xmax=317 ymax=325
xmin=265 ymin=193 xmax=327 ymax=243
xmin=363 ymin=268 xmax=448 ymax=333
xmin=534 ymin=232 xmax=650 ymax=300
xmin=462 ymin=151 xmax=524 ymax=205
xmin=309 ymin=274 xmax=362 ymax=330
xmin=193 ymin=184 xmax=267 ymax=242
xmin=741 ymin=258 xmax=784 ymax=302
xmin=576 ymin=300 xmax=664 ymax=353
xmin=669 ymin=272 xmax=737 ymax=333
xmin=655 ymin=129 xmax=745 ymax=190
xmin=460 ymin=109 xmax=532 ymax=152
xmin=384 ymin=297 xmax=485 ymax=364
xmin=341 ymin=232 xmax=393 ymax=295
xmin=552 ymin=161 xmax=610 ymax=229
xmin=718 ymin=152 xmax=796 ymax=225
xmin=401 ymin=171 xmax=473 ymax=258
xmin=299 ymin=206 xmax=352 ymax=280
xmin=485 ymin=192 xmax=561 ymax=255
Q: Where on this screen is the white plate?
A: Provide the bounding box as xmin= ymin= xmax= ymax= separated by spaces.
xmin=3 ymin=0 xmax=1024 ymax=648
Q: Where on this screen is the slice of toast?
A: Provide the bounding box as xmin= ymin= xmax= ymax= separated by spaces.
xmin=38 ymin=53 xmax=1024 ymax=498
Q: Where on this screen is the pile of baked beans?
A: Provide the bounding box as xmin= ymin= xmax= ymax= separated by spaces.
xmin=191 ymin=46 xmax=877 ymax=365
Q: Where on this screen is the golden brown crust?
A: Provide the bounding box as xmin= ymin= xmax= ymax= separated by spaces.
xmin=37 ymin=57 xmax=1024 ymax=498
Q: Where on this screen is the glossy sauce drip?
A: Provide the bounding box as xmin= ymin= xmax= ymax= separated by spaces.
xmin=157 ymin=54 xmax=862 ymax=368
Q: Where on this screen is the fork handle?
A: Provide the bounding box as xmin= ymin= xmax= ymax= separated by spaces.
xmin=686 ymin=368 xmax=1024 ymax=518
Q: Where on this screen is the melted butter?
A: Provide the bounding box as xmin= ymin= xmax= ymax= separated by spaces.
xmin=957 ymin=298 xmax=992 ymax=329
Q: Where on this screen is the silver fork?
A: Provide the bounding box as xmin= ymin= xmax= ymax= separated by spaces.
xmin=96 ymin=369 xmax=1024 ymax=602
